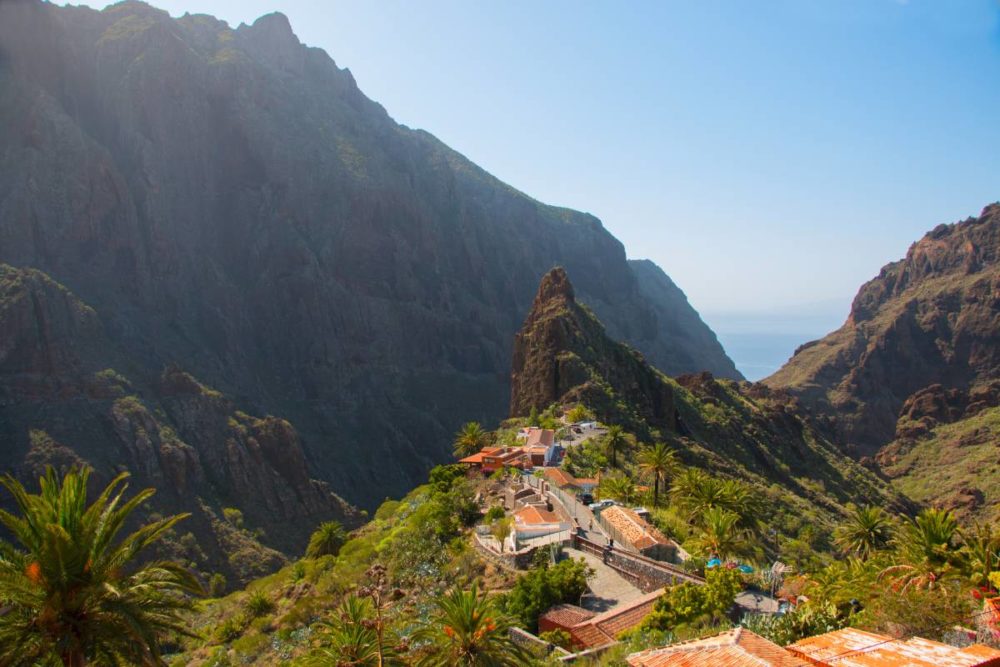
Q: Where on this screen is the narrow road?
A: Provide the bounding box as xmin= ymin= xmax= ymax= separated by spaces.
xmin=563 ymin=546 xmax=643 ymax=612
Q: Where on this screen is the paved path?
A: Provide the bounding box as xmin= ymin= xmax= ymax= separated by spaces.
xmin=563 ymin=546 xmax=643 ymax=613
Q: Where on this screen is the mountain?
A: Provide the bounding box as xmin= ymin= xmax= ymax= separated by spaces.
xmin=875 ymin=383 xmax=1000 ymax=523
xmin=0 ymin=264 xmax=360 ymax=586
xmin=765 ymin=204 xmax=1000 ymax=458
xmin=0 ymin=0 xmax=740 ymax=510
xmin=511 ymin=268 xmax=908 ymax=530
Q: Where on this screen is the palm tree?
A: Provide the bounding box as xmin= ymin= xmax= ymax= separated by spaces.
xmin=692 ymin=506 xmax=745 ymax=560
xmin=306 ymin=595 xmax=402 ymax=666
xmin=603 ymin=425 xmax=629 ymax=468
xmin=637 ymin=442 xmax=678 ymax=508
xmin=414 ymin=584 xmax=530 ymax=666
xmin=834 ymin=504 xmax=894 ymax=560
xmin=962 ymin=521 xmax=1000 ymax=587
xmin=880 ymin=507 xmax=962 ymax=590
xmin=0 ymin=467 xmax=202 ymax=666
xmin=600 ymin=474 xmax=638 ymax=505
xmin=306 ymin=520 xmax=347 ymax=558
xmin=670 ymin=469 xmax=759 ymax=533
xmin=453 ymin=422 xmax=488 ymax=459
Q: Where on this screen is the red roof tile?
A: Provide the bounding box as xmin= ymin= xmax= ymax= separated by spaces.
xmin=513 ymin=505 xmax=562 ymax=526
xmin=627 ymin=628 xmax=810 ymax=666
xmin=787 ymin=627 xmax=1000 ymax=667
xmin=539 ymin=604 xmax=596 ymax=629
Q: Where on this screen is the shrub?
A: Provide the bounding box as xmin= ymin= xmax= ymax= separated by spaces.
xmin=222 ymin=507 xmax=244 ymax=529
xmin=502 ymin=557 xmax=594 ymax=632
xmin=208 ymin=572 xmax=227 ymax=597
xmin=216 ymin=613 xmax=249 ymax=642
xmin=485 ymin=505 xmax=506 ymax=523
xmin=539 ymin=628 xmax=574 ymax=650
xmin=244 ymin=590 xmax=275 ymax=618
xmin=290 ymin=561 xmax=307 ymax=582
xmin=642 ymin=567 xmax=743 ymax=632
xmin=306 ymin=521 xmax=347 ymax=558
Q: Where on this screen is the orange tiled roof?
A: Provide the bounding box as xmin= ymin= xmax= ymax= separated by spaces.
xmin=458 ymin=447 xmax=502 ymax=464
xmin=539 ymin=604 xmax=596 ymax=628
xmin=787 ymin=627 xmax=1000 ymax=667
xmin=627 ymin=627 xmax=809 ymax=666
xmin=525 ymin=428 xmax=555 ymax=447
xmin=568 ymin=588 xmax=664 ymax=649
xmin=602 ymin=505 xmax=671 ymax=550
xmin=513 ymin=505 xmax=562 ymax=526
xmin=543 ymin=467 xmax=578 ymax=488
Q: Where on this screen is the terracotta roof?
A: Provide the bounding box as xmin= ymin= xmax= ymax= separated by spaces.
xmin=601 ymin=505 xmax=671 ymax=550
xmin=568 ymin=588 xmax=664 ymax=649
xmin=543 ymin=467 xmax=578 ymax=488
xmin=458 ymin=447 xmax=502 ymax=464
xmin=787 ymin=627 xmax=1000 ymax=667
xmin=539 ymin=604 xmax=596 ymax=628
xmin=525 ymin=428 xmax=555 ymax=447
xmin=513 ymin=505 xmax=562 ymax=526
xmin=627 ymin=628 xmax=810 ymax=666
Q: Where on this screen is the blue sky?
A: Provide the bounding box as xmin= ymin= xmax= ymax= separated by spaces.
xmin=80 ymin=1 xmax=1000 ymax=372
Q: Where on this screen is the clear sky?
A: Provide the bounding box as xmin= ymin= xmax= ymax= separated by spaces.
xmin=76 ymin=1 xmax=1000 ymax=367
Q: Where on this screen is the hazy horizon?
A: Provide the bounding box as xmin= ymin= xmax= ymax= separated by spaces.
xmin=68 ymin=1 xmax=1000 ymax=373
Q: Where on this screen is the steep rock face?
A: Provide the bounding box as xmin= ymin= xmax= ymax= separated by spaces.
xmin=510 ymin=267 xmax=678 ymax=432
xmin=628 ymin=260 xmax=742 ymax=379
xmin=510 ymin=269 xmax=910 ymax=530
xmin=765 ymin=204 xmax=1000 ymax=456
xmin=0 ymin=264 xmax=359 ymax=585
xmin=0 ymin=0 xmax=739 ymax=507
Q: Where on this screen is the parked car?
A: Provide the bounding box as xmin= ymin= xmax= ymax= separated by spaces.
xmin=588 ymin=499 xmax=615 ymax=511
xmin=579 ymin=493 xmax=594 ymax=505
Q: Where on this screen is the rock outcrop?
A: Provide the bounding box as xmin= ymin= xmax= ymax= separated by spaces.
xmin=0 ymin=0 xmax=740 ymax=508
xmin=511 ymin=267 xmax=678 ymax=433
xmin=765 ymin=204 xmax=1000 ymax=456
xmin=0 ymin=264 xmax=359 ymax=586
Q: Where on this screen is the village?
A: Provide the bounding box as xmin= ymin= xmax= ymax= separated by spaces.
xmin=454 ymin=417 xmax=1000 ymax=666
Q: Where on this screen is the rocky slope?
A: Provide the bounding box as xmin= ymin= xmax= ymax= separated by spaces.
xmin=765 ymin=204 xmax=1000 ymax=458
xmin=0 ymin=264 xmax=359 ymax=586
xmin=0 ymin=0 xmax=739 ymax=509
xmin=875 ymin=383 xmax=1000 ymax=522
xmin=511 ymin=268 xmax=909 ymax=528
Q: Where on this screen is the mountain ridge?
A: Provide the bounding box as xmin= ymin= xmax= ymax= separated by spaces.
xmin=0 ymin=0 xmax=739 ymax=511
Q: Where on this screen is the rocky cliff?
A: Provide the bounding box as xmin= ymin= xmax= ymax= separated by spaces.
xmin=0 ymin=0 xmax=739 ymax=509
xmin=765 ymin=204 xmax=1000 ymax=457
xmin=0 ymin=264 xmax=359 ymax=586
xmin=510 ymin=269 xmax=909 ymax=526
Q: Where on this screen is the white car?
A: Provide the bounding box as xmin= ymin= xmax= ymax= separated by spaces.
xmin=588 ymin=499 xmax=615 ymax=511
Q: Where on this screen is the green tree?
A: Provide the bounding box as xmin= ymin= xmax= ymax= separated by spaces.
xmin=961 ymin=521 xmax=1000 ymax=587
xmin=692 ymin=507 xmax=746 ymax=560
xmin=880 ymin=507 xmax=962 ymax=590
xmin=670 ymin=470 xmax=757 ymax=530
xmin=0 ymin=468 xmax=202 ymax=667
xmin=490 ymin=517 xmax=513 ymax=553
xmin=306 ymin=521 xmax=347 ymax=558
xmin=833 ymin=504 xmax=893 ymax=560
xmin=453 ymin=422 xmax=488 ymax=459
xmin=603 ymin=425 xmax=629 ymax=468
xmin=415 ymin=584 xmax=531 ymax=666
xmin=600 ymin=473 xmax=638 ymax=505
xmin=566 ymin=405 xmax=593 ymax=424
xmin=637 ymin=442 xmax=678 ymax=508
xmin=501 ymin=558 xmax=593 ymax=631
xmin=642 ymin=568 xmax=742 ymax=632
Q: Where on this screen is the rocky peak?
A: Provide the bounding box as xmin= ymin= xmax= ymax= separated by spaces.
xmin=535 ymin=266 xmax=575 ymax=306
xmin=510 ymin=269 xmax=677 ymax=434
xmin=236 ymin=11 xmax=304 ymax=74
xmin=766 ymin=203 xmax=1000 ymax=456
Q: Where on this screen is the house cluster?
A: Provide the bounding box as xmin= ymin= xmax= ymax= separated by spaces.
xmin=459 ymin=427 xmax=563 ymax=472
xmin=625 ymin=627 xmax=1000 ymax=667
xmin=501 ymin=480 xmax=572 ymax=551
